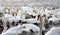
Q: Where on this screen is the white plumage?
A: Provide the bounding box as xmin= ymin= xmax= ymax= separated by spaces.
xmin=1 ymin=24 xmax=40 ymax=35
xmin=1 ymin=24 xmax=23 ymax=35
xmin=45 ymin=27 xmax=60 ymax=35
xmin=22 ymin=24 xmax=40 ymax=32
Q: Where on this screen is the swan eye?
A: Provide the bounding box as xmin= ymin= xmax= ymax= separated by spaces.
xmin=30 ymin=29 xmax=34 ymax=33
xmin=23 ymin=26 xmax=26 ymax=28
